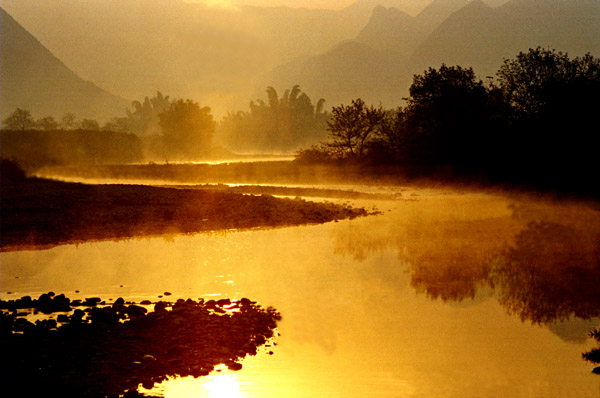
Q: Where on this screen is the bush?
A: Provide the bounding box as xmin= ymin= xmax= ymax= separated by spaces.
xmin=1 ymin=157 xmax=27 ymax=183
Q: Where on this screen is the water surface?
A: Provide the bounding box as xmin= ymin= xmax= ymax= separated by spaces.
xmin=2 ymin=187 xmax=599 ymax=397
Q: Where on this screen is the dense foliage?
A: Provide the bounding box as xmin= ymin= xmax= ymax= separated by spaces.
xmin=218 ymin=85 xmax=329 ymax=153
xmin=0 ymin=129 xmax=143 ymax=167
xmin=296 ymin=48 xmax=600 ymax=195
xmin=1 ymin=92 xmax=217 ymax=163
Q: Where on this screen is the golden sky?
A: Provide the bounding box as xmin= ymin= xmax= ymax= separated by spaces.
xmin=202 ymin=0 xmax=358 ymax=9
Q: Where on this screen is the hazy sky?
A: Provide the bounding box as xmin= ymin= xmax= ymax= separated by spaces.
xmin=202 ymin=0 xmax=366 ymax=9
xmin=196 ymin=0 xmax=431 ymax=13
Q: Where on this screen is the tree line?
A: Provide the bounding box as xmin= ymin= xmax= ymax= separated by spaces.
xmin=2 ymin=85 xmax=327 ymax=162
xmin=3 ymin=47 xmax=598 ymax=194
xmin=218 ymin=85 xmax=329 ymax=153
xmin=296 ymin=47 xmax=600 ymax=195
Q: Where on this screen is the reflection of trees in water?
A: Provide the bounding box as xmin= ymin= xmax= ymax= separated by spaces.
xmin=333 ymin=201 xmax=600 ymax=325
xmin=407 ymin=220 xmax=501 ymax=303
xmin=491 ymin=221 xmax=600 ymax=324
xmin=333 ymin=211 xmax=514 ymax=302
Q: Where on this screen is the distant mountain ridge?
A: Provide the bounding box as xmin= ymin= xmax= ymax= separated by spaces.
xmin=408 ymin=0 xmax=600 ymax=78
xmin=270 ymin=0 xmax=600 ymax=109
xmin=1 ymin=0 xmax=597 ymax=118
xmin=0 ymin=8 xmax=129 ymax=122
xmin=0 ymin=0 xmax=399 ymax=115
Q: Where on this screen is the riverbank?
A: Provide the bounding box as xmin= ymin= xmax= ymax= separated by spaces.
xmin=0 ymin=176 xmax=371 ymax=251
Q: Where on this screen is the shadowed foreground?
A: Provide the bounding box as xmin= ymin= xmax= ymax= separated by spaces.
xmin=1 ymin=293 xmax=281 ymax=397
xmin=0 ymin=176 xmax=370 ymax=251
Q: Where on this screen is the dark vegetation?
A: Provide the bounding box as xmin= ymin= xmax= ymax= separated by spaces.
xmin=0 ymin=86 xmax=327 ymax=165
xmin=296 ymin=48 xmax=600 ymax=197
xmin=1 ymin=129 xmax=143 ymax=168
xmin=583 ymin=328 xmax=600 ymax=374
xmin=1 ymin=93 xmax=219 ymax=164
xmin=0 ymin=159 xmax=370 ymax=251
xmin=1 ymin=292 xmax=281 ymax=397
xmin=2 ymin=48 xmax=598 ymax=198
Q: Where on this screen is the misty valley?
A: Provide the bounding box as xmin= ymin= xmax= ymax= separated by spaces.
xmin=1 ymin=0 xmax=600 ymax=397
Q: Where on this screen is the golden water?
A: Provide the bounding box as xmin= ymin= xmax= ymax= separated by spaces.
xmin=2 ymin=187 xmax=599 ymax=397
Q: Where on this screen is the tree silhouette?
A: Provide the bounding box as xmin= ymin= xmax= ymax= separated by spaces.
xmin=218 ymin=85 xmax=328 ymax=153
xmin=36 ymin=116 xmax=59 ymax=131
xmin=102 ymin=117 xmax=129 ymax=133
xmin=81 ymin=119 xmax=100 ymax=131
xmin=60 ymin=113 xmax=78 ymax=130
xmin=582 ymin=328 xmax=600 ymax=373
xmin=405 ymin=64 xmax=493 ymax=166
xmin=496 ymin=47 xmax=600 ymax=191
xmin=2 ymin=108 xmax=35 ymax=131
xmin=126 ymin=91 xmax=171 ymax=136
xmin=325 ymin=98 xmax=385 ymax=159
xmin=158 ymin=99 xmax=215 ymax=159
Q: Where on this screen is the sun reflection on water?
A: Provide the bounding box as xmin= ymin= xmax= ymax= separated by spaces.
xmin=142 ymin=365 xmax=244 ymax=398
xmin=202 ymin=372 xmax=243 ymax=398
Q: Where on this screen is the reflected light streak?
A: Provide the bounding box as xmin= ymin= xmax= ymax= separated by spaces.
xmin=150 ymin=367 xmax=244 ymax=398
xmin=202 ymin=373 xmax=243 ymax=398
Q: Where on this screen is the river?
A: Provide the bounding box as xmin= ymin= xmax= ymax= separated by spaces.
xmin=1 ymin=183 xmax=599 ymax=397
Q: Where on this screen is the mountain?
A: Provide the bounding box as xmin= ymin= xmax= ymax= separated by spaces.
xmin=0 ymin=0 xmax=391 ymax=115
xmin=0 ymin=8 xmax=129 ymax=122
xmin=272 ymin=40 xmax=409 ymax=107
xmin=270 ymin=0 xmax=599 ymax=111
xmin=356 ymin=6 xmax=426 ymax=55
xmin=340 ymin=0 xmax=427 ymax=16
xmin=270 ymin=0 xmax=476 ymax=108
xmin=408 ymin=0 xmax=600 ymax=78
xmin=415 ymin=0 xmax=471 ymax=29
xmin=356 ymin=0 xmax=474 ymax=56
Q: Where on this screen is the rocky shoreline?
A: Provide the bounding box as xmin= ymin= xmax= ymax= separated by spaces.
xmin=1 ymin=292 xmax=281 ymax=397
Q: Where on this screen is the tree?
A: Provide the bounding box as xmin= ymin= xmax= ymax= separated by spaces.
xmin=102 ymin=117 xmax=129 ymax=133
xmin=405 ymin=64 xmax=493 ymax=166
xmin=61 ymin=113 xmax=78 ymax=130
xmin=370 ymin=107 xmax=410 ymax=162
xmin=497 ymin=47 xmax=600 ymax=120
xmin=218 ymin=85 xmax=329 ymax=153
xmin=126 ymin=91 xmax=171 ymax=136
xmin=495 ymin=48 xmax=600 ymax=191
xmin=158 ymin=99 xmax=215 ymax=159
xmin=325 ymin=98 xmax=385 ymax=159
xmin=582 ymin=328 xmax=600 ymax=373
xmin=2 ymin=108 xmax=35 ymax=130
xmin=81 ymin=119 xmax=100 ymax=131
xmin=36 ymin=116 xmax=59 ymax=131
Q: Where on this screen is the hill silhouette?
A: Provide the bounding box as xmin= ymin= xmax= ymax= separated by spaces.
xmin=408 ymin=0 xmax=600 ymax=79
xmin=0 ymin=8 xmax=128 ymax=122
xmin=0 ymin=0 xmax=393 ymax=115
xmin=269 ymin=0 xmax=600 ymax=109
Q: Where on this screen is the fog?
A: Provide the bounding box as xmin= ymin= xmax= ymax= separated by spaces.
xmin=1 ymin=0 xmax=525 ymax=121
xmin=2 ymin=0 xmax=596 ymax=158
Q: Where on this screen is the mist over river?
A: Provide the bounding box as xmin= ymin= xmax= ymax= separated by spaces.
xmin=2 ymin=183 xmax=599 ymax=398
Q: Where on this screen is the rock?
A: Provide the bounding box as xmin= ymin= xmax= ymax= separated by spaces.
xmin=113 ymin=297 xmax=125 ymax=308
xmin=84 ymin=297 xmax=101 ymax=307
xmin=225 ymin=361 xmax=243 ymax=371
xmin=126 ymin=305 xmax=147 ymax=319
